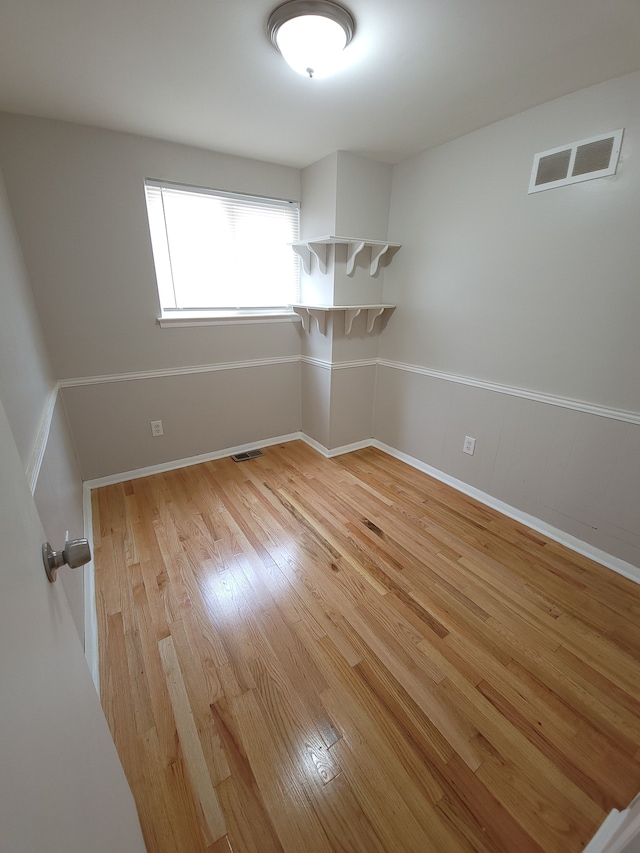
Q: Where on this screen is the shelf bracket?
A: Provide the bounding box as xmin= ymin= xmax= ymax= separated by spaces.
xmin=292 ymin=303 xmax=394 ymax=336
xmin=344 ymin=308 xmax=363 ymax=335
xmin=366 ymin=307 xmax=386 ymax=333
xmin=291 ymin=306 xmax=327 ymax=334
xmin=308 ymin=242 xmax=329 ymax=274
xmin=346 ymin=241 xmax=367 ymax=276
xmin=307 ymin=308 xmax=327 ymax=335
xmin=292 ymin=306 xmax=310 ymax=331
xmin=370 ymin=243 xmax=391 ymax=276
xmin=291 ymin=244 xmax=312 ymax=275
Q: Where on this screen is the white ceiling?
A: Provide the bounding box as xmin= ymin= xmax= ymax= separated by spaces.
xmin=1 ymin=0 xmax=640 ymax=168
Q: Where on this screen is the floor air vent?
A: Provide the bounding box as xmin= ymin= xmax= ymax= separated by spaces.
xmin=231 ymin=449 xmax=264 ymax=462
xmin=528 ymin=129 xmax=623 ymax=194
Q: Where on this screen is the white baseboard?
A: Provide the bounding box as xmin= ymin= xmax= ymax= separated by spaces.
xmin=300 ymin=435 xmax=374 ymax=458
xmin=583 ymin=810 xmax=625 ymax=852
xmin=81 ymin=433 xmax=640 ymax=685
xmin=372 ymin=440 xmax=640 ymax=586
xmin=83 ymin=433 xmax=640 ymax=586
xmin=81 ymin=431 xmax=301 ymax=688
xmin=583 ymin=792 xmax=640 ymax=852
xmin=83 ymin=432 xmax=304 ymax=490
xmin=78 ymin=428 xmax=640 ymax=853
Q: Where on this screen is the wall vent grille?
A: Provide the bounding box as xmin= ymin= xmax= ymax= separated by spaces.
xmin=528 ymin=129 xmax=623 ymax=194
xmin=231 ymin=449 xmax=264 ymax=462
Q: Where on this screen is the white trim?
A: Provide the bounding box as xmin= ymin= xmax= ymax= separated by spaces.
xmin=332 ymin=360 xmax=377 ymax=371
xmin=301 ymin=356 xmax=377 ymax=372
xmin=83 ymin=433 xmax=303 ymax=490
xmin=145 ymin=177 xmax=299 ymax=208
xmin=300 ymin=435 xmax=374 ymax=458
xmin=58 ymin=356 xmax=639 ymax=425
xmin=82 ymin=483 xmax=99 ymax=693
xmin=300 ymin=356 xmax=331 ymax=371
xmin=59 ymin=356 xmax=300 ymax=388
xmin=81 ymin=432 xmax=640 ymax=584
xmin=584 ymin=792 xmax=640 ymax=852
xmin=378 ymin=359 xmax=640 ymax=426
xmin=331 ymin=358 xmax=378 ymax=370
xmin=371 ymin=440 xmax=640 ymax=586
xmin=157 ymin=313 xmax=300 ymax=329
xmin=62 ymin=357 xmax=639 ymax=698
xmin=81 ymin=433 xmax=640 ymax=690
xmin=583 ymin=810 xmax=625 ymax=853
xmin=26 ymin=384 xmax=59 ymax=494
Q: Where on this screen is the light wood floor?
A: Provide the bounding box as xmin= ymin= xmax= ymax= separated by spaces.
xmin=93 ymin=441 xmax=640 ymax=852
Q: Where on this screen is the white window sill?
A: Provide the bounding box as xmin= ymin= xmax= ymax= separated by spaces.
xmin=157 ymin=310 xmax=301 ymax=328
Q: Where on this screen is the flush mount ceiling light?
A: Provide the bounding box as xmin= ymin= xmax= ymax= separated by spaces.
xmin=268 ymin=0 xmax=355 ymax=79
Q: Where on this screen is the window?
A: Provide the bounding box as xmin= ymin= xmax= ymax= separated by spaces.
xmin=144 ymin=180 xmax=300 ymax=317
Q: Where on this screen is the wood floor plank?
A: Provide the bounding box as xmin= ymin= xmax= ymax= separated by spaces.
xmin=326 ymin=695 xmax=468 ymax=853
xmin=210 ymin=697 xmax=285 ymax=853
xmin=169 ymin=618 xmax=231 ymax=786
xmin=94 ymin=441 xmax=640 ymax=852
xmin=138 ymin=726 xmax=201 ymax=853
xmin=158 ymin=634 xmax=227 ymax=845
xmin=229 ymin=688 xmax=335 ymax=853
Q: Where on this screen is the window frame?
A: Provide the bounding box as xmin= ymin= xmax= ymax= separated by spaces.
xmin=144 ymin=178 xmax=301 ymax=324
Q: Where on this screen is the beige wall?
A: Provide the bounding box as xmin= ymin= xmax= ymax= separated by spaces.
xmin=301 ymin=152 xmax=338 ymax=241
xmin=0 ymin=114 xmax=301 ymax=380
xmin=375 ymin=367 xmax=640 ymax=568
xmin=0 ymin=165 xmax=54 ymax=467
xmin=62 ymin=362 xmax=301 ymax=481
xmin=2 ymin=71 xmax=639 ymax=576
xmin=0 ymin=167 xmax=86 ymax=638
xmin=382 ymin=72 xmax=640 ymax=412
xmin=335 ymin=151 xmax=392 ymax=241
xmin=378 ymin=71 xmax=640 ymax=568
xmin=0 ymin=114 xmax=303 ymax=480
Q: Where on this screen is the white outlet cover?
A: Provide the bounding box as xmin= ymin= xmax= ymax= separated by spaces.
xmin=150 ymin=420 xmax=164 ymax=436
xmin=463 ymin=436 xmax=476 ymax=455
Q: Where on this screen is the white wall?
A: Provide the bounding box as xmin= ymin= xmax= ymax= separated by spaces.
xmin=379 ymin=71 xmax=640 ymax=569
xmin=0 ymin=115 xmax=303 ymax=478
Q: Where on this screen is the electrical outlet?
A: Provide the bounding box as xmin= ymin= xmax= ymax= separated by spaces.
xmin=150 ymin=420 xmax=164 ymax=437
xmin=463 ymin=435 xmax=476 ymax=455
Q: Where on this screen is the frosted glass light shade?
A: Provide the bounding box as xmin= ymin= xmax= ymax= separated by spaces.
xmin=268 ymin=1 xmax=355 ymax=79
xmin=276 ymin=15 xmax=347 ymax=77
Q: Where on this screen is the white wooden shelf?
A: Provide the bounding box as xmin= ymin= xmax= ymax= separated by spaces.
xmin=291 ymin=304 xmax=395 ymax=335
xmin=290 ymin=235 xmax=401 ymax=276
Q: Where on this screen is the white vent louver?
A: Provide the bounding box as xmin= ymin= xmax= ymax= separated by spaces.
xmin=528 ymin=129 xmax=623 ymax=194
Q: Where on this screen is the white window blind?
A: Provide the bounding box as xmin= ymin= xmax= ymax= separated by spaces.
xmin=145 ymin=180 xmax=300 ymax=312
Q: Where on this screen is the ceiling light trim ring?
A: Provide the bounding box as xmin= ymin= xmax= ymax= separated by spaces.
xmin=267 ymin=0 xmax=355 ymax=51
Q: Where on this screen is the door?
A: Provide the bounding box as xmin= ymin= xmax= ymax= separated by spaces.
xmin=0 ymin=396 xmax=146 ymax=852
